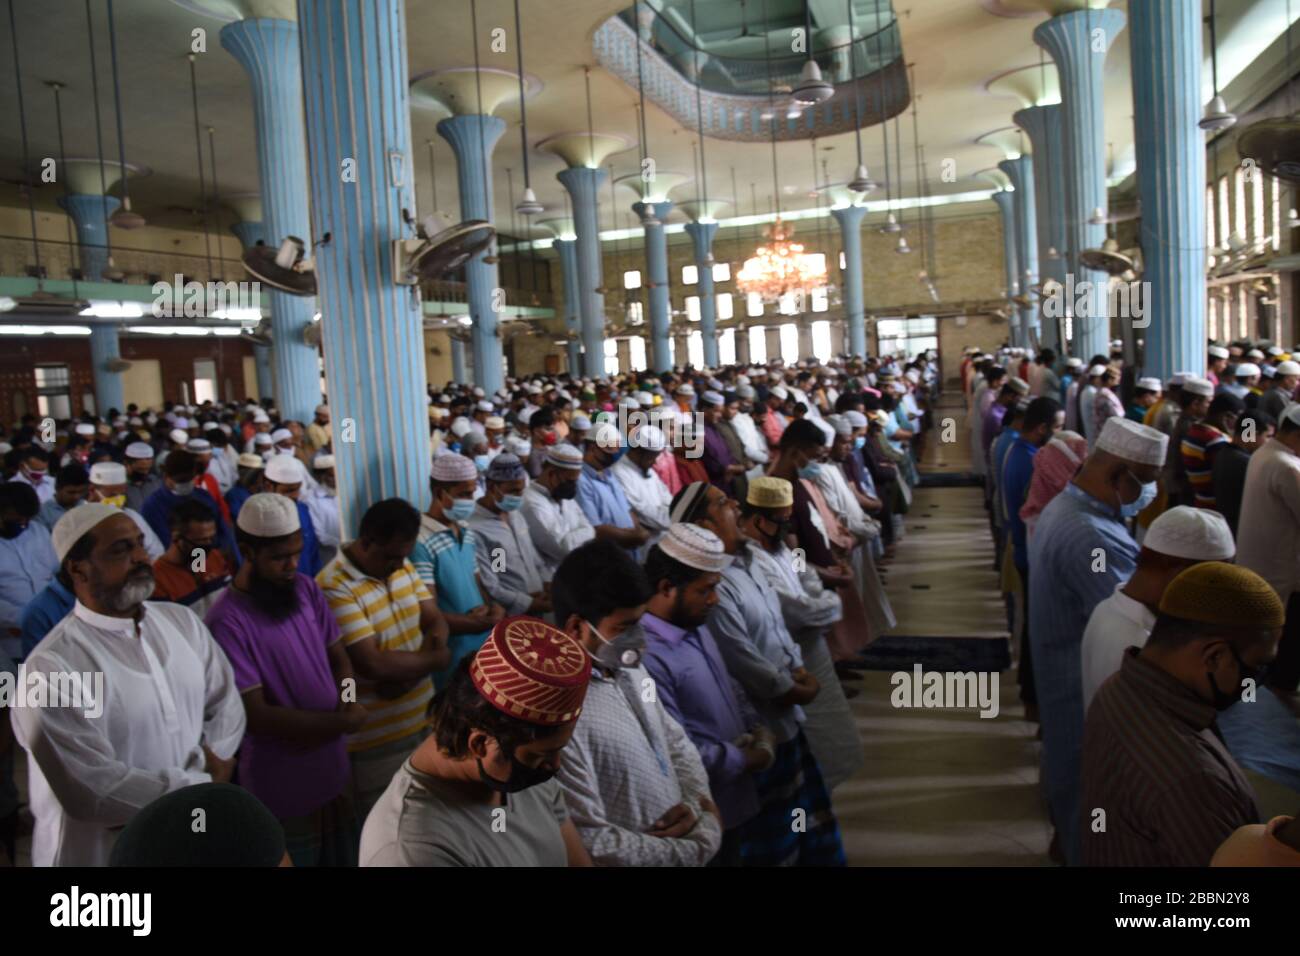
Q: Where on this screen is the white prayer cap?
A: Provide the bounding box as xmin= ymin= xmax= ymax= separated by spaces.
xmin=169 ymin=428 xmax=189 ymax=446
xmin=237 ymin=453 xmax=265 ymax=469
xmin=1143 ymin=505 xmax=1234 ymax=561
xmin=1181 ymin=376 xmax=1215 ymax=398
xmin=1095 ymin=417 xmax=1168 ymax=466
xmin=1247 ymin=348 xmax=1265 ymax=360
xmin=484 ymin=415 xmax=506 ymax=430
xmin=125 ymin=442 xmax=154 ymax=460
xmin=270 ymin=428 xmax=294 ymax=443
xmin=1268 ymin=346 xmax=1284 ymax=357
xmin=1235 ymin=362 xmax=1260 ymax=378
xmin=174 ymin=417 xmax=190 ymax=429
xmin=128 ymin=416 xmax=143 ymax=426
xmin=1136 ymin=377 xmax=1163 ymax=392
xmin=313 ymin=454 xmax=335 ymax=470
xmin=254 ymin=433 xmax=273 ymax=446
xmin=265 ymin=455 xmax=304 ymax=484
xmin=621 ymin=398 xmax=642 ymax=410
xmin=1110 ymin=339 xmax=1123 ymax=348
xmin=186 ymin=438 xmax=212 ymax=453
xmin=1066 ymin=357 xmax=1084 ymax=369
xmin=253 ymin=409 xmax=271 ymax=423
xmin=450 ymin=417 xmax=473 ymax=438
xmin=74 ymin=423 xmax=95 ymax=437
xmin=905 ymin=369 xmax=921 ymax=384
xmin=472 ymin=387 xmax=486 ymax=398
xmin=658 ymin=523 xmax=731 ymax=573
xmin=1169 ymin=371 xmax=1189 ymax=386
xmin=545 ymin=443 xmax=584 ymax=470
xmin=89 ymin=461 xmax=127 ymax=485
xmin=1281 ymin=403 xmax=1300 ymax=428
xmin=675 ymin=383 xmax=696 ymax=396
xmin=52 ymin=503 xmax=122 ymax=563
xmin=570 ymin=414 xmax=592 ymax=431
xmin=629 ymin=424 xmax=668 ymax=452
xmin=219 ymin=424 xmax=232 ymax=436
xmin=771 ymin=385 xmax=789 ymax=400
xmin=202 ymin=421 xmax=219 ymax=432
xmin=1208 ymin=345 xmax=1230 ymax=359
xmin=1276 ymin=360 xmax=1300 ymax=376
xmin=315 ymin=404 xmax=330 ymax=416
xmin=237 ymin=492 xmax=301 ymax=538
xmin=700 ymin=391 xmax=725 ymax=407
xmin=845 ymin=410 xmax=869 ymax=429
xmin=1087 ymin=364 xmax=1108 ymax=377
xmin=825 ymin=414 xmax=853 ymax=438
xmin=0 ymin=442 xmax=10 ymax=456
xmin=588 ymin=421 xmax=622 ymax=450
xmin=635 ymin=391 xmax=654 ymax=405
xmin=1008 ymin=377 xmax=1030 ymax=395
xmin=476 ymin=400 xmax=494 ymax=412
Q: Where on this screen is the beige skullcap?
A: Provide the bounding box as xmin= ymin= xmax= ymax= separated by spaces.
xmin=747 ymin=476 xmax=794 ymax=509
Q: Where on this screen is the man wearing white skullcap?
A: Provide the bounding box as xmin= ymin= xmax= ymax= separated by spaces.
xmin=1258 ymin=360 xmax=1300 ymax=421
xmin=205 ymin=492 xmax=364 ymax=865
xmin=1027 ymin=414 xmax=1167 ymax=865
xmin=520 ymin=443 xmax=598 ymax=581
xmin=611 ymin=424 xmax=672 ymax=549
xmin=1081 ymin=506 xmax=1236 ymax=710
xmin=1207 ymin=344 xmax=1230 ymax=386
xmin=86 ymin=461 xmax=165 ymax=562
xmin=577 ymin=424 xmax=649 ymax=555
xmin=262 ymin=455 xmax=322 ymax=576
xmin=1236 ymin=402 xmax=1300 ymax=693
xmin=13 ymin=502 xmax=245 ymax=866
xmin=305 ymin=404 xmax=331 ymax=454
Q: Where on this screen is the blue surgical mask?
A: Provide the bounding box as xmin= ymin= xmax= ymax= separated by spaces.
xmin=474 ymin=454 xmax=491 ymax=473
xmin=853 ymin=436 xmax=867 ymax=451
xmin=1119 ymin=471 xmax=1158 ymax=518
xmin=798 ymin=462 xmax=823 ymax=480
xmin=447 ymin=498 xmax=476 ymax=522
xmin=499 ymin=493 xmax=524 ymax=512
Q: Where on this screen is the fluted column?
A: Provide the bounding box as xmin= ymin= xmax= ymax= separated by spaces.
xmin=830 ymin=205 xmax=868 ymax=357
xmin=230 ymin=219 xmax=274 ymax=400
xmin=992 ymin=189 xmax=1021 ymax=342
xmin=633 ymin=202 xmax=674 ymax=372
xmin=1129 ymin=0 xmax=1205 ymax=381
xmin=450 ymin=337 xmax=468 ymax=384
xmin=59 ymin=194 xmax=124 ymax=414
xmin=1001 ymin=156 xmax=1039 ymax=346
xmin=1015 ymin=103 xmax=1066 ymax=352
xmin=557 ymin=167 xmax=608 ymax=378
xmin=552 ymin=238 xmax=582 ymax=374
xmin=1035 ymin=8 xmax=1126 ymax=361
xmin=222 ymin=17 xmax=323 ymax=422
xmin=297 ymin=0 xmax=428 ymax=536
xmin=437 ymin=114 xmax=506 ymax=392
xmin=683 ymin=221 xmax=719 ymax=367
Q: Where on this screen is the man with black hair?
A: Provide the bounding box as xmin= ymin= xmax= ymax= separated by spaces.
xmin=0 ymin=481 xmax=59 ymax=660
xmin=1212 ymin=410 xmax=1275 ymax=536
xmin=521 ymin=443 xmax=597 ymax=579
xmin=550 ymin=538 xmax=722 ymax=866
xmin=208 ymin=493 xmax=365 ymax=866
xmin=36 ymin=463 xmax=89 ymax=532
xmin=140 ymin=449 xmax=234 ymax=555
xmin=525 ymin=406 xmax=558 ymax=478
xmin=1082 ymin=562 xmax=1281 ymax=866
xmin=467 ymin=453 xmax=550 ymax=617
xmin=1180 ymin=391 xmax=1244 ymax=509
xmin=318 ymin=497 xmax=451 ymax=817
xmin=361 ymin=616 xmax=593 ymax=866
xmin=9 ymin=446 xmax=54 ymax=505
xmin=150 ymin=498 xmax=231 ymax=618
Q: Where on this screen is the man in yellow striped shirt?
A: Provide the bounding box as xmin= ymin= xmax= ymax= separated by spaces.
xmin=318 ymin=499 xmax=451 ymax=818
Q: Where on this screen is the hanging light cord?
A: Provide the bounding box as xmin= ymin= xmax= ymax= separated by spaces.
xmin=1208 ymin=0 xmax=1221 ymax=97
xmin=51 ymin=82 xmax=79 ymax=294
xmin=634 ymin=0 xmax=649 ymax=170
xmin=690 ymin=0 xmax=709 ymax=210
xmin=909 ymin=63 xmax=922 ymax=237
xmin=512 ymin=0 xmax=533 ymax=192
xmin=189 ymin=55 xmax=214 ymax=280
xmin=470 ymin=0 xmax=492 ymax=241
xmin=9 ymin=0 xmax=43 ymax=283
xmin=427 ymin=140 xmax=439 ymax=214
xmin=761 ymin=0 xmax=781 ymax=219
xmin=85 ymin=0 xmax=114 ymax=261
xmin=106 ymin=0 xmax=132 ymax=210
xmin=894 ymin=75 xmax=905 ymax=229
xmin=208 ymin=127 xmax=223 ymax=274
xmin=847 ymin=0 xmax=863 ymax=169
xmin=584 ymin=67 xmax=596 ymax=169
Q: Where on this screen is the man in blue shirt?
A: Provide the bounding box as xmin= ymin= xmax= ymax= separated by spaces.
xmin=35 ymin=464 xmax=89 ymax=532
xmin=0 ymin=482 xmax=59 ymax=662
xmin=262 ymin=455 xmax=322 ymax=576
xmin=141 ymin=449 xmax=235 ymax=557
xmin=19 ymin=575 xmax=75 ymax=659
xmin=1028 ymin=415 xmax=1166 ymax=865
xmin=575 ymin=422 xmax=650 ymax=554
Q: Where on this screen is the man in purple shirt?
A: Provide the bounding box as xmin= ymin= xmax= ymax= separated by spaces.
xmin=700 ymin=391 xmax=746 ymax=496
xmin=641 ymin=523 xmax=774 ymax=866
xmin=205 ymin=493 xmax=368 ymax=866
xmin=982 ymin=378 xmax=1029 ymax=464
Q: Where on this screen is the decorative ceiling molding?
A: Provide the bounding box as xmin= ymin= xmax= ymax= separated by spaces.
xmin=592 ymin=13 xmax=910 ymax=143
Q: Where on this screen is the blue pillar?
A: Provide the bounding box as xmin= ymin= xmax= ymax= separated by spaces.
xmin=557 ymin=167 xmax=608 ymax=378
xmin=437 ymin=114 xmax=506 ymax=393
xmin=222 ymin=17 xmax=323 ymax=423
xmin=1035 ymin=8 xmax=1126 ymax=362
xmin=59 ymin=194 xmax=124 ymax=415
xmin=1129 ymin=0 xmax=1205 ymax=382
xmin=451 ymin=337 xmax=467 ymax=384
xmin=633 ymin=202 xmax=674 ymax=373
xmin=992 ymin=190 xmax=1020 ymax=343
xmin=684 ymin=221 xmax=719 ymax=367
xmin=297 ymin=0 xmax=429 ymax=536
xmin=830 ymin=205 xmax=868 ymax=358
xmin=229 ymin=220 xmax=274 ymax=400
xmin=552 ymin=238 xmax=583 ymax=374
xmin=1015 ymin=104 xmax=1066 ymax=353
xmin=1000 ymin=156 xmax=1039 ymax=346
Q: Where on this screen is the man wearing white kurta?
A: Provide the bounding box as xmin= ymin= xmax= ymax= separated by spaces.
xmin=612 ymin=425 xmax=672 ymax=549
xmin=521 ymin=443 xmax=597 ymax=580
xmin=12 ymin=504 xmax=245 ymax=866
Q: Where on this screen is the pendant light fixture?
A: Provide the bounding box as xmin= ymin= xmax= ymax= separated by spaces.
xmin=879 ymin=32 xmax=899 ymax=234
xmin=49 ymin=82 xmax=80 ymax=289
xmin=691 ymin=0 xmax=715 ymax=263
xmin=105 ymin=0 xmax=144 ymax=229
xmin=189 ymin=53 xmax=216 ymax=283
xmin=792 ymin=0 xmax=833 ymax=106
xmin=1236 ymin=0 xmax=1300 ymax=186
xmin=847 ymin=0 xmax=878 ymax=194
xmin=83 ymin=0 xmax=124 ymax=280
xmin=512 ymin=0 xmax=543 ymax=217
xmin=894 ymin=66 xmax=911 ymax=253
xmin=633 ymin=0 xmax=659 ymax=226
xmin=1039 ymin=49 xmax=1060 ymax=261
xmin=1201 ymin=0 xmax=1236 ymax=131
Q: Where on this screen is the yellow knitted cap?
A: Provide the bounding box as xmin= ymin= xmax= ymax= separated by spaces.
xmin=747 ymin=476 xmax=794 ymax=509
xmin=1158 ymin=562 xmax=1285 ymax=628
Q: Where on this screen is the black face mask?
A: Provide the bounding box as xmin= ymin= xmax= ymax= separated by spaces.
xmin=553 ymin=479 xmax=579 ymax=501
xmin=1 ymin=520 xmax=25 ymax=540
xmin=760 ymin=515 xmax=790 ymax=543
xmin=1207 ymin=645 xmax=1265 ymax=712
xmin=477 ymin=753 xmax=557 ymax=794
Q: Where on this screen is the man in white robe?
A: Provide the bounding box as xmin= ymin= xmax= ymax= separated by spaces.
xmin=11 ymin=504 xmax=245 ymax=866
xmin=612 ymin=425 xmax=672 ymax=549
xmin=521 ymin=444 xmax=596 ymax=581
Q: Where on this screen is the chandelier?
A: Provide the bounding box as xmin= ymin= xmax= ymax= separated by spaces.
xmin=735 ymin=218 xmax=827 ymax=303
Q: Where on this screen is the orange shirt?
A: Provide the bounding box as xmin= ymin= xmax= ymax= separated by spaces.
xmin=152 ymin=549 xmax=232 ymax=619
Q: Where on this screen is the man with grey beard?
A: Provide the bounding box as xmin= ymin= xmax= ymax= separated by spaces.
xmin=11 ymin=503 xmax=245 ymax=866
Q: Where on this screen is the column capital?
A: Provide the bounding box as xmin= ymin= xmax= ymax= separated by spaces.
xmin=1012 ymin=102 xmax=1061 ymax=143
xmin=58 ymin=194 xmax=121 ymax=228
xmin=632 ymin=200 xmax=674 ymax=224
xmin=1033 ymin=7 xmax=1126 ymax=72
xmin=557 ymin=165 xmax=608 ymax=205
xmin=991 ymin=190 xmax=1015 ymax=216
xmin=830 ymin=204 xmax=868 ymax=231
xmin=436 ymin=113 xmax=508 ymax=161
xmin=683 ymin=220 xmax=718 ymax=261
xmin=220 ymin=17 xmax=300 ymax=75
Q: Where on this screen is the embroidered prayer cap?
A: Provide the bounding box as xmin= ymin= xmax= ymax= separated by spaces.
xmin=89 ymin=462 xmax=127 ymax=485
xmin=658 ymin=523 xmax=731 ymax=572
xmin=1180 ymin=376 xmax=1215 ymax=398
xmin=545 ymin=443 xmax=585 ymax=471
xmin=1158 ymin=562 xmax=1284 ymax=629
xmin=1144 ymin=506 xmax=1235 ymax=562
xmin=237 ymin=492 xmax=301 ymax=537
xmin=315 ymin=404 xmax=329 ymax=416
xmin=264 ymin=455 xmax=304 ymax=484
xmin=431 ymin=452 xmax=479 ymax=483
xmin=485 ymin=453 xmax=526 ymax=482
xmin=471 ymin=615 xmax=592 ymax=725
xmin=52 ymin=503 xmax=122 ymax=562
xmin=675 ymin=383 xmax=696 ymax=396
xmin=747 ymin=476 xmax=794 ymax=509
xmin=1095 ymin=416 xmax=1168 ymax=466
xmin=629 ymin=424 xmax=667 ymax=452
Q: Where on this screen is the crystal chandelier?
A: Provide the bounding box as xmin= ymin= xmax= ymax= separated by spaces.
xmin=735 ymin=218 xmax=827 ymax=303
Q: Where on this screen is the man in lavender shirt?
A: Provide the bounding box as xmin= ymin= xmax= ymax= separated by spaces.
xmin=699 ymin=392 xmax=747 ymax=496
xmin=641 ymin=524 xmax=774 ymax=866
xmin=206 ymin=493 xmax=368 ymax=866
